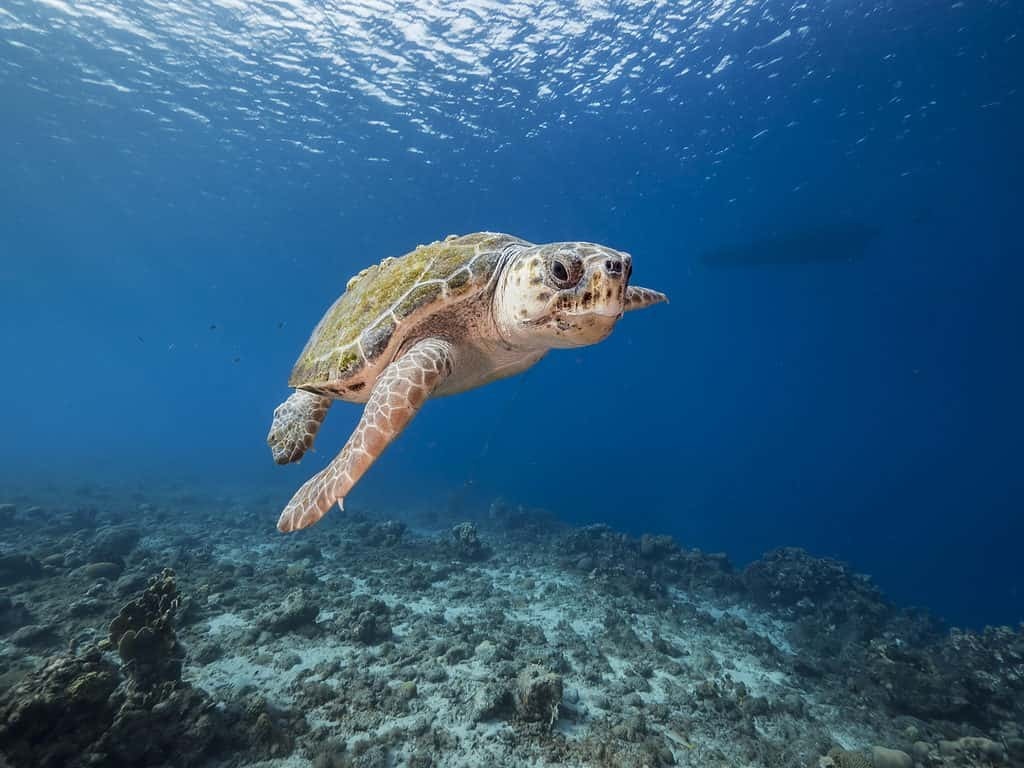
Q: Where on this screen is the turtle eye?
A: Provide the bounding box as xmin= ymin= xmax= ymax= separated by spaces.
xmin=551 ymin=259 xmax=571 ymax=285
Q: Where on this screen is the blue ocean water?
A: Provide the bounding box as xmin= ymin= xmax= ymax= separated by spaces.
xmin=0 ymin=0 xmax=1020 ymax=628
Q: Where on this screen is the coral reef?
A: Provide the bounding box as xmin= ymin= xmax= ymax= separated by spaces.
xmin=871 ymin=624 xmax=1024 ymax=730
xmin=0 ymin=564 xmax=299 ymax=767
xmin=342 ymin=596 xmax=392 ymax=645
xmin=0 ymin=646 xmax=120 ymax=767
xmin=0 ymin=554 xmax=44 ymax=586
xmin=0 ymin=566 xmax=220 ymax=768
xmin=742 ymin=546 xmax=892 ymax=643
xmin=0 ymin=484 xmax=1021 ymax=767
xmin=0 ymin=594 xmax=31 ymax=633
xmin=514 ymin=664 xmax=563 ymax=725
xmin=450 ymin=521 xmax=489 ymax=560
xmin=261 ymin=588 xmax=321 ymax=637
xmin=88 ymin=526 xmax=140 ymax=564
xmin=107 ymin=567 xmax=183 ymax=690
xmin=560 ymin=523 xmax=737 ymax=601
xmin=362 ymin=519 xmax=407 ymax=547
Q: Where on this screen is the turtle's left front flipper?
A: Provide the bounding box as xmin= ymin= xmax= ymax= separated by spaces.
xmin=276 ymin=337 xmax=454 ymax=533
xmin=267 ymin=390 xmax=332 ymax=465
xmin=624 ymin=286 xmax=668 ymax=312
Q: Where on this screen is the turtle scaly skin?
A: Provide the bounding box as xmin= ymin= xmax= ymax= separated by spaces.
xmin=269 ymin=232 xmax=667 ymax=532
xmin=267 ymin=392 xmax=331 ymax=466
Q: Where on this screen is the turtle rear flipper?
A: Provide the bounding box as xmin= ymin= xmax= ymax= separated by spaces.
xmin=277 ymin=338 xmax=454 ymax=532
xmin=267 ymin=391 xmax=332 ymax=465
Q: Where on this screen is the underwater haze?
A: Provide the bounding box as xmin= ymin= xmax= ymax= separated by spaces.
xmin=1 ymin=0 xmax=1022 ymax=640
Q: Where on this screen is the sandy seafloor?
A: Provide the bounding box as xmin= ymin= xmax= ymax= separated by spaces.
xmin=0 ymin=483 xmax=1021 ymax=767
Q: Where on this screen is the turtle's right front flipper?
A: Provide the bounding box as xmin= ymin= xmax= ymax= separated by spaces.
xmin=276 ymin=337 xmax=454 ymax=533
xmin=267 ymin=390 xmax=333 ymax=465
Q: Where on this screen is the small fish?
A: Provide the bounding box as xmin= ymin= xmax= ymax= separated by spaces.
xmin=136 ymin=335 xmax=145 ymax=343
xmin=209 ymin=323 xmax=218 ymax=331
xmin=277 ymin=321 xmax=286 ymax=329
xmin=232 ymin=356 xmax=241 ymax=364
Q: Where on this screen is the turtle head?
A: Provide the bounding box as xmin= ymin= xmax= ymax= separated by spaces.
xmin=497 ymin=242 xmax=662 ymax=348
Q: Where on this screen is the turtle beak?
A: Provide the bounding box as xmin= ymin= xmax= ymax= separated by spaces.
xmin=573 ymin=307 xmax=623 ymax=319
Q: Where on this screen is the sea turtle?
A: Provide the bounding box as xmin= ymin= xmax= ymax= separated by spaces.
xmin=268 ymin=232 xmax=667 ymax=532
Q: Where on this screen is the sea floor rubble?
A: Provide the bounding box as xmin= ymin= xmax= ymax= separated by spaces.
xmin=0 ymin=487 xmax=1021 ymax=767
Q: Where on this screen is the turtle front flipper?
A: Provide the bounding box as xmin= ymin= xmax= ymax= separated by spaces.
xmin=623 ymin=286 xmax=668 ymax=312
xmin=276 ymin=337 xmax=455 ymax=533
xmin=267 ymin=390 xmax=333 ymax=465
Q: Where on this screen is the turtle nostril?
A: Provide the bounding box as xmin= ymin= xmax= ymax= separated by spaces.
xmin=604 ymin=259 xmax=623 ymax=276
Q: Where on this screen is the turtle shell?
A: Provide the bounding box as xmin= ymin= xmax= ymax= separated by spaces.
xmin=289 ymin=232 xmax=526 ymax=390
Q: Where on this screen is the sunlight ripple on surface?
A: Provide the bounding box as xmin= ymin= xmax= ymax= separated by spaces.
xmin=1 ymin=0 xmax=814 ymax=159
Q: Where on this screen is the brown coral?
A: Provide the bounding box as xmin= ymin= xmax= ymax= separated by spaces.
xmin=108 ymin=567 xmax=183 ymax=689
